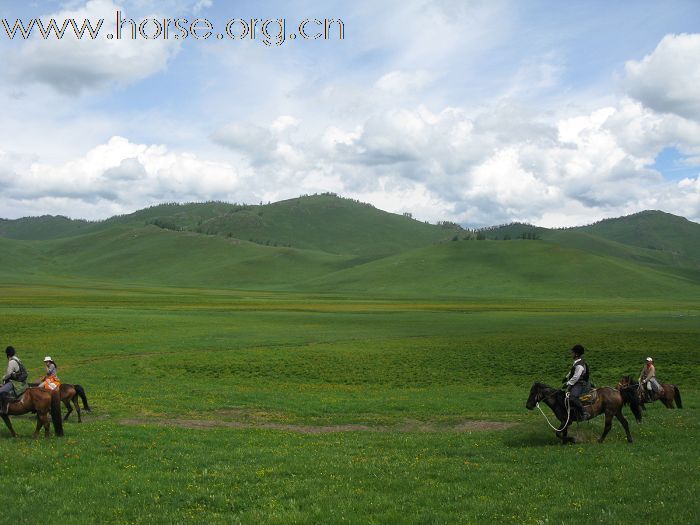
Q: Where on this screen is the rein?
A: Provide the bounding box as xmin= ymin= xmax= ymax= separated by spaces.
xmin=535 ymin=390 xmax=572 ymax=432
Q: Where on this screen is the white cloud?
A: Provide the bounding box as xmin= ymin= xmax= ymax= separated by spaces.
xmin=0 ymin=136 xmax=248 ymax=219
xmin=3 ymin=23 xmax=700 ymax=228
xmin=192 ymin=0 xmax=213 ymax=13
xmin=375 ymin=70 xmax=437 ymax=94
xmin=203 ymin=93 xmax=700 ymax=227
xmin=624 ymin=33 xmax=700 ymax=121
xmin=4 ymin=0 xmax=180 ymax=95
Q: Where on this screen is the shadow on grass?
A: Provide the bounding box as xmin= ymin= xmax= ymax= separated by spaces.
xmin=502 ymin=428 xmax=561 ymax=448
xmin=502 ymin=420 xmax=606 ymax=447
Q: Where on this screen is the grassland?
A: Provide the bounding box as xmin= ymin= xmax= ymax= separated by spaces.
xmin=0 ymin=282 xmax=698 ymax=524
xmin=1 ymin=198 xmax=698 ymax=522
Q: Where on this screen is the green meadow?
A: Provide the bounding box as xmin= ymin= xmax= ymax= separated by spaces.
xmin=1 ymin=284 xmax=698 ymax=524
xmin=1 ymin=196 xmax=699 ymax=523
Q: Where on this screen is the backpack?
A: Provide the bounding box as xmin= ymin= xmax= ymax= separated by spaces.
xmin=10 ymin=357 xmax=28 ymax=383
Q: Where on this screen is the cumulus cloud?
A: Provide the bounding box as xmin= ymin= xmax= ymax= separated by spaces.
xmin=205 ymin=94 xmax=700 ymax=227
xmin=3 ymin=24 xmax=700 ymax=228
xmin=7 ymin=97 xmax=700 ymax=227
xmin=0 ymin=137 xmax=248 ymax=219
xmin=212 ymin=115 xmax=305 ymax=167
xmin=624 ymin=33 xmax=700 ymax=121
xmin=4 ymin=0 xmax=180 ymax=94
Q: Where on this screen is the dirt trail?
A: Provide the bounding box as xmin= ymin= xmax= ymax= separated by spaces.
xmin=119 ymin=417 xmax=516 ymax=434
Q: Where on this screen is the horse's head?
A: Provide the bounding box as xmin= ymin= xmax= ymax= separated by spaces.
xmin=617 ymin=375 xmax=633 ymax=390
xmin=526 ymin=382 xmax=548 ymax=410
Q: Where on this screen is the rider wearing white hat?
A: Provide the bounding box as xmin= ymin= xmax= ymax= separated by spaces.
xmin=38 ymin=356 xmax=61 ymax=391
xmin=640 ymin=357 xmax=661 ymax=397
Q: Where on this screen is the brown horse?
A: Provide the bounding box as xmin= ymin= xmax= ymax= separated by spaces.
xmin=60 ymin=383 xmax=91 ymax=422
xmin=617 ymin=376 xmax=683 ymax=409
xmin=526 ymin=382 xmax=642 ymax=444
xmin=30 ymin=382 xmax=91 ymax=422
xmin=0 ymin=388 xmax=64 ymax=438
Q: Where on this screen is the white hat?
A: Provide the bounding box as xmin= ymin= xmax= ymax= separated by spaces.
xmin=646 ymin=357 xmax=653 ymax=362
xmin=43 ymin=356 xmax=52 ymax=362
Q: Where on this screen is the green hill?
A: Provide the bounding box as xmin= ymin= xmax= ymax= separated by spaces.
xmin=481 ymin=211 xmax=700 ymax=272
xmin=577 ymin=210 xmax=700 ymax=262
xmin=0 ymin=215 xmax=92 ymax=240
xmin=191 ymin=194 xmax=456 ymax=258
xmin=3 ymin=225 xmax=351 ymax=289
xmin=1 ymin=196 xmax=699 ymax=299
xmin=301 ymin=239 xmax=700 ymax=299
xmin=0 ymin=195 xmax=458 ymax=260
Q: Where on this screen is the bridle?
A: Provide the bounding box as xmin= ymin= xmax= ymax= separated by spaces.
xmin=533 ymin=386 xmax=572 ymax=432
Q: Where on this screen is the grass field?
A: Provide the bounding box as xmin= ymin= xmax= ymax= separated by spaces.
xmin=1 ymin=282 xmax=698 ymax=524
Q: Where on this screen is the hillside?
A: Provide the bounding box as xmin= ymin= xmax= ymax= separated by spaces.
xmin=195 ymin=195 xmax=459 ymax=257
xmin=0 ymin=195 xmax=458 ymax=259
xmin=0 ymin=215 xmax=92 ymax=240
xmin=577 ymin=210 xmax=700 ymax=262
xmin=0 ymin=226 xmax=353 ymax=289
xmin=1 ymin=196 xmax=699 ymax=299
xmin=301 ymin=239 xmax=700 ymax=299
xmin=480 ymin=211 xmax=700 ymax=272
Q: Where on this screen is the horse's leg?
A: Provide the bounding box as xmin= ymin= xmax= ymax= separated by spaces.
xmin=661 ymin=393 xmax=674 ymax=409
xmin=44 ymin=413 xmax=51 ymax=437
xmin=598 ymin=411 xmax=614 ymax=443
xmin=1 ymin=414 xmax=17 ymax=438
xmin=74 ymin=398 xmax=81 ymax=423
xmin=33 ymin=414 xmax=45 ymax=439
xmin=559 ymin=423 xmax=575 ymax=444
xmin=63 ymin=399 xmax=73 ymax=421
xmin=615 ymin=410 xmax=633 ymax=443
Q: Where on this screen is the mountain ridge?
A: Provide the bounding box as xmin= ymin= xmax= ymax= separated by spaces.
xmin=1 ymin=195 xmax=699 ymax=299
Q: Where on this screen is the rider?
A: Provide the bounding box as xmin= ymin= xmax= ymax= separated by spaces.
xmin=38 ymin=356 xmax=61 ymax=392
xmin=0 ymin=346 xmax=29 ymax=414
xmin=639 ymin=357 xmax=661 ymax=399
xmin=563 ymin=344 xmax=591 ymax=420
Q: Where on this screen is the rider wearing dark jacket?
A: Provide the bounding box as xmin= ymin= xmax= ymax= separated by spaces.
xmin=563 ymin=344 xmax=591 ymax=420
xmin=1 ymin=346 xmax=29 ymax=413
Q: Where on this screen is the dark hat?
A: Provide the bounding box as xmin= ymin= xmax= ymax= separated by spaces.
xmin=570 ymin=344 xmax=585 ymax=356
xmin=5 ymin=346 xmax=16 ymax=357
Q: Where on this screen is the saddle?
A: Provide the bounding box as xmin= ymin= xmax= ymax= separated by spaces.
xmin=0 ymin=387 xmax=27 ymax=414
xmin=578 ymin=388 xmax=598 ymax=407
xmin=642 ymin=386 xmax=665 ymax=402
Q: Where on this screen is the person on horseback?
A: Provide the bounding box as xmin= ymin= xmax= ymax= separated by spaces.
xmin=639 ymin=357 xmax=662 ymax=400
xmin=1 ymin=346 xmax=29 ymax=414
xmin=562 ymin=344 xmax=591 ymax=420
xmin=38 ymin=356 xmax=61 ymax=392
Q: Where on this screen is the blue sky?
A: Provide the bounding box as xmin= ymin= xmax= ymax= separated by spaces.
xmin=1 ymin=0 xmax=699 ymax=226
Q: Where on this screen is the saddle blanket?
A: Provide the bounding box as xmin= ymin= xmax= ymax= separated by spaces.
xmin=579 ymin=389 xmax=598 ymax=406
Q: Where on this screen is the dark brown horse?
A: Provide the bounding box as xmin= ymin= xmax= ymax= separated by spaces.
xmin=1 ymin=388 xmax=64 ymax=438
xmin=617 ymin=376 xmax=683 ymax=409
xmin=526 ymin=382 xmax=642 ymax=444
xmin=59 ymin=383 xmax=91 ymax=422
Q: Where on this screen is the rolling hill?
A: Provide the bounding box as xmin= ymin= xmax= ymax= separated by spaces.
xmin=1 ymin=195 xmax=699 ymax=299
xmin=0 ymin=195 xmax=458 ymax=259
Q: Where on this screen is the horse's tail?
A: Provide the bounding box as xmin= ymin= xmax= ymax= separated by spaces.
xmin=50 ymin=389 xmax=64 ymax=437
xmin=75 ymin=384 xmax=91 ymax=411
xmin=620 ymin=387 xmax=643 ymax=423
xmin=674 ymin=386 xmax=683 ymax=409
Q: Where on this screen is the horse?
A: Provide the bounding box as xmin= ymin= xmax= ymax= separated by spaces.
xmin=526 ymin=382 xmax=642 ymax=444
xmin=30 ymin=382 xmax=91 ymax=422
xmin=0 ymin=387 xmax=64 ymax=438
xmin=59 ymin=383 xmax=91 ymax=422
xmin=617 ymin=376 xmax=683 ymax=409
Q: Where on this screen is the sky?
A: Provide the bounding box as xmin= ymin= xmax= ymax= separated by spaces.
xmin=0 ymin=0 xmax=699 ymax=227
